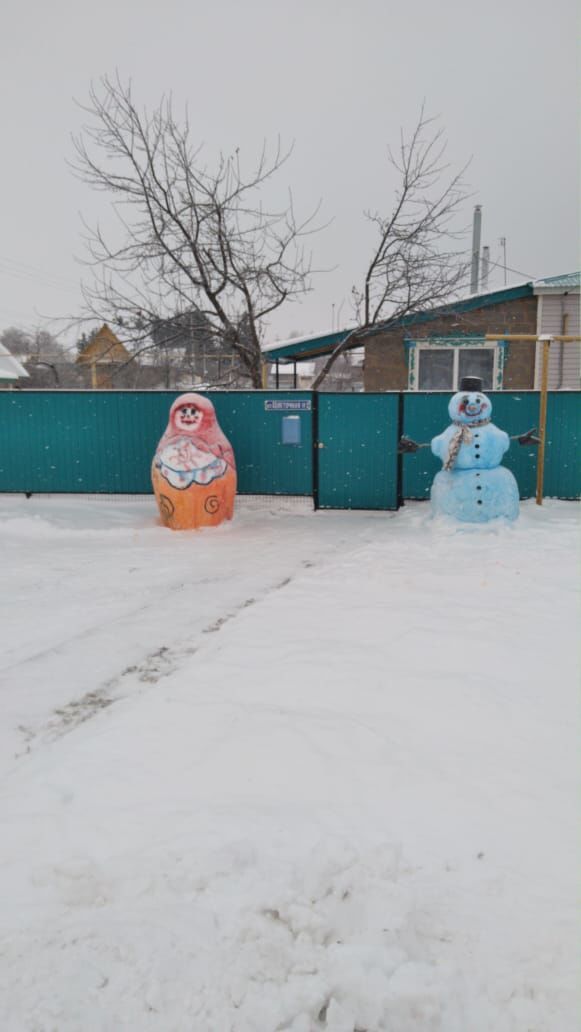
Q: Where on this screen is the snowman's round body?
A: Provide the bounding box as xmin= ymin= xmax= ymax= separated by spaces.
xmin=430 ymin=388 xmax=519 ymax=522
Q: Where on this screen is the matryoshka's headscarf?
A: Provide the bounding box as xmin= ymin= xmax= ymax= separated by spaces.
xmin=159 ymin=393 xmax=235 ymax=469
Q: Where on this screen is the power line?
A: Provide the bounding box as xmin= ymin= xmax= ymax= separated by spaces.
xmin=460 ymin=245 xmax=535 ymax=282
xmin=486 ymin=257 xmax=536 ymax=281
xmin=0 ymin=263 xmax=81 ymax=294
xmin=0 ymin=254 xmax=81 ymax=290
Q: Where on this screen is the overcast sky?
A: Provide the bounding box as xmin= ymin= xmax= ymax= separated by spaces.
xmin=1 ymin=0 xmax=578 ymax=347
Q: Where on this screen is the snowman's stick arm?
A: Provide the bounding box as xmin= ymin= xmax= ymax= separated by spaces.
xmin=397 ymin=435 xmax=430 ymax=454
xmin=510 ymin=427 xmax=541 ymax=446
xmin=399 ymin=427 xmax=541 ymax=454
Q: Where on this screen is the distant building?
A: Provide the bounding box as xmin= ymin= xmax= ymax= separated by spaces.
xmin=150 ymin=310 xmax=252 ymax=388
xmin=0 ymin=341 xmax=30 ymax=387
xmin=76 ymin=324 xmax=131 ymax=388
xmin=267 ymin=360 xmax=315 ymax=390
xmin=264 ymin=333 xmax=364 ymax=392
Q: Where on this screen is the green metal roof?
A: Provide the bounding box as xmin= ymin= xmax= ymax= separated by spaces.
xmin=534 ymin=272 xmax=580 ymax=291
xmin=263 ymin=283 xmax=534 ymax=361
xmin=263 ymin=329 xmax=354 ymax=362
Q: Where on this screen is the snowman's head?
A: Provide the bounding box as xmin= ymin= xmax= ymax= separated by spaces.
xmin=448 ymin=389 xmax=492 ymax=425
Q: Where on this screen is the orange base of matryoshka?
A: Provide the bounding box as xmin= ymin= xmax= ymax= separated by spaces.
xmin=152 ymin=464 xmax=236 ymax=530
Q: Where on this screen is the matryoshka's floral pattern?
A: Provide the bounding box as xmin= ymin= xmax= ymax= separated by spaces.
xmin=155 ymin=438 xmax=227 ymax=490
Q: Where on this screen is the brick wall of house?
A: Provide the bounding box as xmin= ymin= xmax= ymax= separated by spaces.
xmin=364 ymin=295 xmax=538 ymax=391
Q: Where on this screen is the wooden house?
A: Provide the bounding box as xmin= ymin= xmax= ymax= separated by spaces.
xmin=76 ymin=324 xmax=131 ymax=389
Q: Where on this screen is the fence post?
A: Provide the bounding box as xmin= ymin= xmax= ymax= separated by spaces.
xmin=536 ymin=336 xmax=552 ymax=505
xmin=397 ymin=392 xmax=405 ymax=508
xmin=311 ymin=391 xmax=320 ymax=510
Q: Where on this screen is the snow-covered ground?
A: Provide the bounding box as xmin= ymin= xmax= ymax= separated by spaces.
xmin=0 ymin=495 xmax=578 ymax=1032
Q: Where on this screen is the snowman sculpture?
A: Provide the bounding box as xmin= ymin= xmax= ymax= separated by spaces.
xmin=399 ymin=377 xmax=539 ymax=523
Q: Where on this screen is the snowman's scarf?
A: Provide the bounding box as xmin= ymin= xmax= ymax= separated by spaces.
xmin=444 ymin=417 xmax=491 ymax=471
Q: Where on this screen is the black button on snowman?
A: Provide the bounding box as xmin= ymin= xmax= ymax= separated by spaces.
xmin=399 ymin=377 xmax=540 ymax=523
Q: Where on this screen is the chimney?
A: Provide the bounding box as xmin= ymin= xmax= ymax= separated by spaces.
xmin=481 ymin=245 xmax=490 ymax=291
xmin=470 ymin=205 xmax=482 ymax=294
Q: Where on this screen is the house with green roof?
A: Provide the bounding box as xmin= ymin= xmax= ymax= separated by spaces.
xmin=264 ymin=274 xmax=580 ymax=391
xmin=363 ymin=282 xmax=540 ymax=391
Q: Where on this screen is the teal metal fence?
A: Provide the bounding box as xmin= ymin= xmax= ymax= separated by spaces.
xmin=0 ymin=389 xmax=578 ymax=504
xmin=544 ymin=392 xmax=581 ymax=500
xmin=402 ymin=391 xmax=580 ymax=500
xmin=0 ymin=391 xmax=314 ymax=496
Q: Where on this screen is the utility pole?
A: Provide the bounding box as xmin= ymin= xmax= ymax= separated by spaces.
xmin=470 ymin=206 xmax=482 ymax=293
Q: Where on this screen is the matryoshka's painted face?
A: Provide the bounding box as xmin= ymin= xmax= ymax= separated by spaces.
xmin=175 ymin=403 xmax=203 ymax=432
xmin=448 ymin=391 xmax=492 ymax=424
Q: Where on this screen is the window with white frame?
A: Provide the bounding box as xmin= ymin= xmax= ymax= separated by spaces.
xmin=407 ymin=338 xmax=503 ymax=391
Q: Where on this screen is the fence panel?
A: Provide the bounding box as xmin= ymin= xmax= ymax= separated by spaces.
xmin=217 ymin=392 xmax=313 ymax=496
xmin=0 ymin=391 xmax=313 ymax=496
xmin=402 ymin=391 xmax=580 ymax=500
xmin=544 ymin=392 xmax=581 ymax=500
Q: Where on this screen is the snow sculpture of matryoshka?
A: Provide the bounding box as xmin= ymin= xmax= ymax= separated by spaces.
xmin=398 ymin=377 xmax=539 ymax=523
xmin=152 ymin=393 xmax=236 ymax=530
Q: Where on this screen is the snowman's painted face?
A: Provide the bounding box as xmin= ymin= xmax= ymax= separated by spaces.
xmin=448 ymin=391 xmax=492 ymax=424
xmin=175 ymin=404 xmax=203 ymax=432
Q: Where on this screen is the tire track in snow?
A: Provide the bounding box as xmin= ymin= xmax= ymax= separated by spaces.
xmin=15 ymin=569 xmax=303 ymax=754
xmin=0 ymin=574 xmax=203 ymax=675
xmin=6 ymin=516 xmax=381 ymax=768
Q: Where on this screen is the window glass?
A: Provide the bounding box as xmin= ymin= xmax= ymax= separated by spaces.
xmin=458 ymin=349 xmax=494 ymax=389
xmin=418 ymin=349 xmax=454 ymax=389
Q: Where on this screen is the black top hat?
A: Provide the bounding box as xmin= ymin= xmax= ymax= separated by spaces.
xmin=459 ymin=376 xmax=483 ymax=392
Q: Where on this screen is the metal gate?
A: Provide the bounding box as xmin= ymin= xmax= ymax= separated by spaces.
xmin=315 ymin=393 xmax=400 ymax=510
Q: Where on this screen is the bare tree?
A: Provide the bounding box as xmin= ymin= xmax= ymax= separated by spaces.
xmin=1 ymin=326 xmax=66 ymax=359
xmin=312 ymin=107 xmax=469 ymax=389
xmin=72 ymin=75 xmax=320 ymax=388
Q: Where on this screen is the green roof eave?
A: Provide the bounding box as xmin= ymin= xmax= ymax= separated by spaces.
xmin=263 ymin=329 xmax=354 ymax=361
